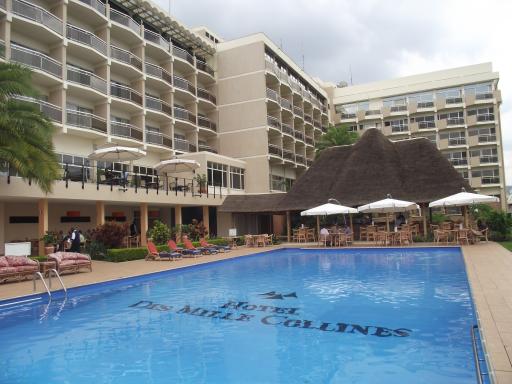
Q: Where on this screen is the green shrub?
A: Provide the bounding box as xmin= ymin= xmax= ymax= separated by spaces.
xmin=431 ymin=212 xmax=447 ymax=225
xmin=470 ymin=204 xmax=512 ymax=241
xmin=86 ymin=222 xmax=128 ymax=249
xmin=85 ymin=241 xmax=107 ymax=260
xmin=147 ymin=220 xmax=171 ymax=245
xmin=413 ymin=234 xmax=433 ymax=243
xmin=30 ymin=256 xmax=48 ymax=262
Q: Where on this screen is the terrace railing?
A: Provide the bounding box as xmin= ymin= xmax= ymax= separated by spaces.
xmin=266 ymin=88 xmax=279 ymax=103
xmin=12 ymin=0 xmax=63 ymax=35
xmin=197 ymin=87 xmax=216 ymax=104
xmin=78 ymin=0 xmax=105 ymax=15
xmin=111 ymin=83 xmax=143 ymax=105
xmin=196 ymin=59 xmax=214 ymax=76
xmin=110 ymin=121 xmax=143 ymax=141
xmin=14 ymin=96 xmax=62 ymax=123
xmin=281 ymin=123 xmax=293 ymax=136
xmin=111 ymin=46 xmax=142 ymax=71
xmin=268 ymin=144 xmax=282 ymax=157
xmin=145 ymin=62 xmax=173 ymax=85
xmin=174 ymin=138 xmax=192 ymax=152
xmin=67 ymin=25 xmax=107 ymax=56
xmin=173 ymin=75 xmax=196 ymax=95
xmin=10 ymin=43 xmax=62 ymax=78
xmin=144 ymin=29 xmax=170 ymax=51
xmin=67 ymin=66 xmax=107 ymax=94
xmin=66 ymin=110 xmax=107 ymax=133
xmin=146 ymin=130 xmax=172 ymax=148
xmin=145 ymin=95 xmax=173 ymax=116
xmin=109 ymin=9 xmax=140 ymax=35
xmin=198 ymin=116 xmax=217 ymax=132
xmin=267 ymin=115 xmax=281 ymax=130
xmin=174 ymin=107 xmax=196 ymax=124
xmin=172 ymin=46 xmax=194 ymax=65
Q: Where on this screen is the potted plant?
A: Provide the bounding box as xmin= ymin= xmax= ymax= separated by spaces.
xmin=41 ymin=231 xmax=58 ymax=255
xmin=195 ymin=173 xmax=207 ymax=194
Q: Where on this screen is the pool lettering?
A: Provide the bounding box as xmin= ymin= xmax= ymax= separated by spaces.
xmin=129 ymin=300 xmax=411 ymax=338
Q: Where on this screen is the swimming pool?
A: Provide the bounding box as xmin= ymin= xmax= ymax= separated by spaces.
xmin=0 ymin=248 xmax=486 ymax=383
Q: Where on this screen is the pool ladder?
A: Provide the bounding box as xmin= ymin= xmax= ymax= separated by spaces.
xmin=33 ymin=269 xmax=67 ymax=300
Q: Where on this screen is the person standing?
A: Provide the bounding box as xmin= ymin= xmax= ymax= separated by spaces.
xmin=69 ymin=227 xmax=81 ymax=253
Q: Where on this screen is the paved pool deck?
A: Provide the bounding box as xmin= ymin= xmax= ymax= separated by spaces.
xmin=0 ymin=242 xmax=510 ymax=383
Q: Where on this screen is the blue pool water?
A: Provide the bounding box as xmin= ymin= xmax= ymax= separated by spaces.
xmin=0 ymin=248 xmax=482 ymax=383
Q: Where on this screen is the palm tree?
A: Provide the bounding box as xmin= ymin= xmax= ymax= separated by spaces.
xmin=315 ymin=124 xmax=359 ymax=157
xmin=0 ymin=63 xmax=60 ymax=193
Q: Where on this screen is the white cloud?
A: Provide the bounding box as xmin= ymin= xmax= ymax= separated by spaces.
xmin=158 ymin=0 xmax=512 ymax=187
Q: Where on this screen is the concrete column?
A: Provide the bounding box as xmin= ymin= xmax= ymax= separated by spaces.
xmin=96 ymin=201 xmax=105 ymax=226
xmin=175 ymin=205 xmax=182 ymax=241
xmin=202 ymin=206 xmax=209 ymax=237
xmin=286 ymin=211 xmax=291 ymax=242
xmin=38 ymin=199 xmax=48 ymax=256
xmin=140 ymin=203 xmax=148 ymax=246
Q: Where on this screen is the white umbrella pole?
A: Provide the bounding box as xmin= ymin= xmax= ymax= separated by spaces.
xmin=316 ymin=216 xmax=320 ymax=244
xmin=386 ymin=212 xmax=390 ymax=232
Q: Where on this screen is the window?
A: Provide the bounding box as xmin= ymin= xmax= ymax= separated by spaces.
xmin=440 ymin=131 xmax=466 ymax=146
xmin=385 ymin=119 xmax=408 ymax=132
xmin=409 ymin=92 xmax=434 ymax=108
xmin=335 ymin=103 xmax=357 ymax=118
xmin=270 ymin=175 xmax=294 ymax=192
xmin=467 ymin=107 xmax=494 ymax=122
xmin=472 ymin=169 xmax=500 ymax=184
xmin=230 ymin=167 xmax=245 ymax=190
xmin=207 ymin=161 xmax=227 ymax=187
xmin=411 ymin=115 xmax=435 ymax=129
xmin=470 ymin=148 xmax=498 ymax=163
xmin=436 ymin=87 xmax=462 ymax=103
xmin=465 ymin=83 xmax=493 ymax=99
xmin=438 ymin=111 xmax=464 ymax=125
xmin=445 ymin=151 xmax=467 ymax=166
xmin=57 ymin=153 xmax=91 ymax=181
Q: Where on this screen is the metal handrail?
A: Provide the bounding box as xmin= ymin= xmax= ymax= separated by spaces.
xmin=48 ymin=269 xmax=67 ymax=295
xmin=145 ymin=62 xmax=173 ymax=85
xmin=173 ymin=75 xmax=196 ymax=95
xmin=12 ymin=0 xmax=63 ymax=35
xmin=110 ymin=8 xmax=140 ymax=34
xmin=10 ymin=43 xmax=62 ymax=78
xmin=173 ymin=46 xmax=194 ymax=65
xmin=78 ymin=0 xmax=105 ymax=15
xmin=67 ymin=66 xmax=107 ymax=94
xmin=111 ymin=45 xmax=142 ymax=70
xmin=144 ymin=29 xmax=170 ymax=51
xmin=33 ymin=272 xmax=51 ymax=298
xmin=67 ymin=24 xmax=107 ymax=56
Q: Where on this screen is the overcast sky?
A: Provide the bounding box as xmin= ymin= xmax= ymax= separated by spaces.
xmin=157 ymin=0 xmax=511 ymax=187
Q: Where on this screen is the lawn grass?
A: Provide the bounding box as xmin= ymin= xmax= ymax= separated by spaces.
xmin=499 ymin=242 xmax=512 ymax=252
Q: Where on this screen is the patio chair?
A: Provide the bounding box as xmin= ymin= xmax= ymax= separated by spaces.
xmin=359 ymin=226 xmax=367 ymax=241
xmin=367 ymin=226 xmax=377 ymax=242
xmin=441 ymin=222 xmax=452 ymax=231
xmin=397 ymin=231 xmax=411 ymax=246
xmin=200 ymin=238 xmax=231 ymax=252
xmin=434 ymin=230 xmax=449 ymax=244
xmin=296 ymin=228 xmax=307 ymax=243
xmin=457 ymin=229 xmax=470 ymax=245
xmin=244 ymin=235 xmax=254 ymax=247
xmin=167 ymin=240 xmax=184 ymax=254
xmin=470 ymin=228 xmax=489 ymax=243
xmin=183 ymin=238 xmax=217 ymax=255
xmin=306 ymin=228 xmax=316 ymax=242
xmin=146 ymin=241 xmax=180 ymax=261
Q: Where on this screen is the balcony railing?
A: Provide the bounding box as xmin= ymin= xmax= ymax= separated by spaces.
xmin=144 ymin=29 xmax=169 ymax=51
xmin=111 ymin=83 xmax=142 ymax=105
xmin=280 ymin=97 xmax=292 ymax=111
xmin=417 ymin=101 xmax=434 ymax=109
xmin=111 ymin=46 xmax=142 ymax=71
xmin=198 ymin=144 xmax=217 ymax=153
xmin=321 ymin=125 xmax=328 ymax=133
xmin=266 ymin=88 xmax=279 ymax=103
xmin=145 ymin=62 xmax=172 ymax=85
xmin=268 ymin=144 xmax=282 ymax=157
xmin=67 ymin=110 xmax=107 ymax=133
xmin=390 ymin=105 xmax=407 ymax=112
xmin=418 ymin=121 xmax=436 ymax=129
xmin=77 ymin=0 xmax=105 ymax=16
xmin=109 ymin=9 xmax=140 ymax=35
xmin=305 ymin=135 xmax=314 ymax=145
xmin=293 ymin=106 xmax=303 ymax=116
xmin=341 ymin=113 xmax=356 ymax=119
xmin=14 ymin=96 xmax=62 ymax=122
xmin=475 ymin=92 xmax=493 ymax=100
xmin=146 ymin=130 xmax=172 ymax=148
xmin=198 ymin=116 xmax=216 ymax=132
xmin=295 ymin=154 xmax=306 ymax=165
xmin=482 ymin=177 xmax=500 ymax=185
xmin=476 ymin=114 xmax=494 ymax=122
xmin=449 ymin=138 xmax=466 ymax=146
xmin=449 ymin=158 xmax=467 ymax=166
xmin=10 ymin=43 xmax=62 ymax=78
xmin=304 ymin=114 xmax=313 ymax=123
xmin=196 ymin=60 xmax=214 ymax=76
xmin=67 ymin=66 xmax=107 ymax=94
xmin=447 ymin=117 xmax=464 ymax=126
xmin=145 ymin=95 xmax=172 ymax=116
xmin=67 ymin=25 xmax=107 ymax=56
xmin=313 ymin=120 xmax=321 ymax=129
xmin=478 ymin=135 xmax=497 ymax=143
xmin=173 ymin=46 xmax=194 ymax=65
xmin=173 ymin=76 xmax=196 ymax=95
xmin=197 ymin=88 xmax=216 ymax=104
xmin=480 ymin=156 xmax=498 ymax=164
xmin=174 ymin=107 xmax=196 ymax=124
xmin=391 ymin=124 xmax=408 ymax=133
xmin=282 ymin=123 xmax=293 ymax=136
xmin=267 ymin=115 xmax=281 ymax=130
xmin=446 ymin=97 xmax=463 ymax=104
xmin=12 ymin=0 xmax=63 ymax=35
xmin=365 ymin=109 xmax=381 ymax=116
xmin=174 ymin=138 xmax=192 ymax=152
xmin=282 ymin=149 xmax=294 ymax=161
xmin=110 ymin=121 xmax=143 ymax=141
xmin=294 ymin=130 xmax=304 ymax=140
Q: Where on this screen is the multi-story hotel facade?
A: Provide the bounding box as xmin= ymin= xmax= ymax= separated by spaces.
xmin=0 ymin=0 xmax=506 ymax=254
xmin=330 ymin=63 xmax=507 ymax=210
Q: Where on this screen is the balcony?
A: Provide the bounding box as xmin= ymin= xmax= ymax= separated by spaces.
xmin=110 ymin=121 xmax=143 ymax=141
xmin=145 ymin=95 xmax=172 ymax=116
xmin=14 ymin=96 xmax=62 ymax=123
xmin=282 ymin=123 xmax=293 ymax=136
xmin=144 ymin=29 xmax=170 ymax=52
xmin=340 ymin=113 xmax=356 ymax=120
xmin=145 ymin=62 xmax=173 ymax=86
xmin=12 ymin=0 xmax=63 ymax=35
xmin=10 ymin=44 xmax=62 ymax=79
xmin=110 ymin=9 xmax=140 ymax=36
xmin=67 ymin=110 xmax=107 ymax=134
xmin=111 ymin=83 xmax=142 ymax=106
xmin=313 ymin=120 xmax=321 ymax=129
xmin=417 ymin=101 xmax=434 ymax=109
xmin=173 ymin=46 xmax=194 ymax=65
xmin=173 ymin=76 xmax=196 ymax=95
xmin=67 ymin=25 xmax=107 ymax=56
xmin=280 ymin=97 xmax=292 ymax=111
xmin=365 ymin=109 xmax=381 ymax=116
xmin=293 ymin=106 xmax=303 ymax=117
xmin=418 ymin=121 xmax=436 ymax=130
xmin=266 ymin=88 xmax=279 ymax=103
xmin=304 ymin=114 xmax=313 ymax=124
xmin=305 ymin=135 xmax=314 ymax=145
xmin=268 ymin=144 xmax=282 ymax=157
xmin=76 ymin=0 xmax=106 ymax=16
xmin=448 ymin=158 xmax=468 ymax=167
xmin=282 ymin=149 xmax=294 ymax=161
xmin=295 ymin=154 xmax=306 ymax=165
xmin=480 ymin=156 xmax=499 ymax=165
xmin=67 ymin=66 xmax=107 ymax=94
xmin=174 ymin=138 xmax=192 ymax=152
xmin=390 ymin=105 xmax=407 ymax=112
xmin=196 ymin=60 xmax=214 ymax=77
xmin=174 ymin=107 xmax=196 ymax=125
xmin=197 ymin=88 xmax=216 ymax=105
xmin=444 ymin=117 xmax=464 ymax=126
xmin=481 ymin=177 xmax=500 ymax=185
xmin=294 ymin=130 xmax=304 ymax=141
xmin=478 ymin=135 xmax=497 ymax=144
xmin=198 ymin=144 xmax=217 ymax=153
xmin=146 ymin=130 xmax=172 ymax=149
xmin=198 ymin=116 xmax=217 ymax=132
xmin=391 ymin=125 xmax=408 ymax=134
xmin=267 ymin=115 xmax=281 ymax=131
xmin=321 ymin=125 xmax=328 ymax=133
xmin=448 ymin=138 xmax=466 ymax=146
xmin=265 ymin=59 xmax=279 ymax=78
xmin=446 ymin=97 xmax=463 ymax=105
xmin=111 ymin=46 xmax=142 ymax=71
xmin=477 ymin=114 xmax=495 ymax=122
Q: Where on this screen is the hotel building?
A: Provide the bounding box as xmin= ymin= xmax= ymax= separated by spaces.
xmin=330 ymin=63 xmax=507 ymax=209
xmin=0 ymin=0 xmax=506 ymax=253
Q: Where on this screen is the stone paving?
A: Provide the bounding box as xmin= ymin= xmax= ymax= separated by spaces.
xmin=1 ymin=242 xmax=511 ymax=383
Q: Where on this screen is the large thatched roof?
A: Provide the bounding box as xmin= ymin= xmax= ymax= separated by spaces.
xmin=220 ymin=129 xmax=470 ymax=213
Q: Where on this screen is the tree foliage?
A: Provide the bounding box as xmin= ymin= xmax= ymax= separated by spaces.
xmin=315 ymin=124 xmax=359 ymax=157
xmin=0 ymin=63 xmax=60 ymax=193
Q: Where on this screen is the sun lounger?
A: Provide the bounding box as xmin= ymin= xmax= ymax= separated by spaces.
xmin=199 ymin=238 xmax=230 ymax=252
xmin=146 ymin=241 xmax=180 ymax=261
xmin=183 ymin=238 xmax=217 ymax=255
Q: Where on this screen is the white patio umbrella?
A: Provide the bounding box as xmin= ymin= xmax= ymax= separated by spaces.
xmin=88 ymin=146 xmax=146 ymax=161
xmin=154 ymin=158 xmax=200 ymax=175
xmin=301 ymin=202 xmax=358 ymax=241
xmin=358 ymin=195 xmax=420 ymax=231
xmin=429 ymin=189 xmax=499 ymax=226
